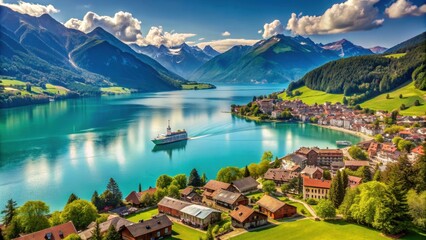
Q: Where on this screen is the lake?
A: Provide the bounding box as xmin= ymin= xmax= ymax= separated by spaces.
xmin=0 ymin=84 xmax=362 ymax=211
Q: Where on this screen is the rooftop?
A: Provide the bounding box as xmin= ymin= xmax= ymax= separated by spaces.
xmin=157 ymin=197 xmax=191 ymax=211
xmin=212 ymin=189 xmax=244 ymax=205
xmin=302 ymin=177 xmax=331 ymax=189
xmin=180 ymin=205 xmax=220 ymax=219
xmin=122 ymin=215 xmax=172 ymax=238
xmin=230 ymin=205 xmax=265 ymax=223
xmin=256 ymin=195 xmax=294 ymax=213
xmin=203 ymin=180 xmax=231 ymax=191
xmin=14 ymin=222 xmax=77 ymax=240
xmin=231 ymin=177 xmax=259 ymax=192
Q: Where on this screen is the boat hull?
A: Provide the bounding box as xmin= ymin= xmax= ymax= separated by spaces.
xmin=152 ymin=133 xmax=188 ymax=145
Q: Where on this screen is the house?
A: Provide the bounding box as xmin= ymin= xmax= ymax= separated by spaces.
xmin=295 ymin=147 xmax=343 ymax=166
xmin=119 ymin=215 xmax=172 ymax=240
xmin=330 ymin=161 xmax=345 ymax=174
xmin=180 ymin=205 xmax=221 ymax=229
xmin=357 ymin=140 xmax=373 ymax=151
xmin=256 ymin=195 xmax=297 ymax=219
xmin=377 ymin=143 xmax=400 ymax=164
xmin=344 ymin=160 xmax=369 ymax=171
xmin=157 ymin=197 xmax=191 ymax=218
xmin=202 ymin=180 xmax=236 ymax=200
xmin=231 ymin=177 xmax=259 ymax=194
xmin=348 ymin=176 xmax=362 ymax=188
xmin=257 ymin=99 xmax=274 ymax=114
xmin=271 ymin=110 xmax=282 ymax=119
xmin=263 ymin=168 xmax=298 ymax=186
xmin=125 ymin=187 xmax=157 ymax=207
xmin=230 ymin=205 xmax=268 ymax=229
xmin=80 ymin=216 xmax=132 ymax=240
xmin=296 ymin=147 xmax=319 ymax=166
xmin=212 ymin=189 xmax=249 ymax=209
xmin=180 ymin=187 xmax=202 ymax=203
xmin=409 ymin=145 xmax=424 ymax=162
xmin=368 ymin=142 xmax=380 ymax=158
xmin=301 ymin=166 xmax=323 ymax=179
xmin=14 ymin=222 xmax=77 ymax=240
xmin=302 ymin=177 xmax=331 ymax=200
xmin=282 ymin=153 xmax=307 ymax=169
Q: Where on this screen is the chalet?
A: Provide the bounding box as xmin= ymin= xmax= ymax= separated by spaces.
xmin=344 ymin=160 xmax=370 ymax=171
xmin=119 ymin=215 xmax=172 ymax=240
xmin=125 ymin=187 xmax=157 ymax=207
xmin=263 ymin=168 xmax=298 ymax=186
xmin=202 ymin=180 xmax=236 ymax=200
xmin=230 ymin=205 xmax=268 ymax=229
xmin=256 ymin=195 xmax=297 ymax=219
xmin=180 ymin=205 xmax=221 ymax=229
xmin=302 ymin=177 xmax=331 ymax=200
xmin=231 ymin=177 xmax=259 ymax=194
xmin=80 ymin=216 xmax=132 ymax=240
xmin=301 ymin=166 xmax=323 ymax=179
xmin=157 ymin=197 xmax=191 ymax=218
xmin=14 ymin=222 xmax=77 ymax=240
xmin=410 ymin=145 xmax=424 ymax=162
xmin=180 ymin=187 xmax=202 ymax=203
xmin=348 ymin=176 xmax=362 ymax=188
xmin=212 ymin=189 xmax=249 ymax=209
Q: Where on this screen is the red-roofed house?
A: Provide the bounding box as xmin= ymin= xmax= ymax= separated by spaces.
xmin=14 ymin=222 xmax=77 ymax=240
xmin=348 ymin=176 xmax=362 ymax=188
xmin=302 ymin=177 xmax=331 ymax=200
xmin=410 ymin=145 xmax=425 ymax=161
xmin=230 ymin=205 xmax=268 ymax=229
xmin=125 ymin=187 xmax=157 ymax=207
xmin=256 ymin=195 xmax=297 ymax=219
xmin=202 ymin=180 xmax=236 ymax=200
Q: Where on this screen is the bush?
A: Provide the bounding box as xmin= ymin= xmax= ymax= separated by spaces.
xmin=306 ymin=198 xmax=318 ymax=205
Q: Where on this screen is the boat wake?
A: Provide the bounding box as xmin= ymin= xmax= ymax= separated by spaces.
xmin=189 ymin=134 xmax=212 ymax=140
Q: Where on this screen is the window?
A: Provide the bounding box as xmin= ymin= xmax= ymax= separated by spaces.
xmin=165 ymin=228 xmax=169 ymax=234
xmin=157 ymin=231 xmax=160 ymax=237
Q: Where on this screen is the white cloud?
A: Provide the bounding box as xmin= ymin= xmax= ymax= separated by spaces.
xmin=198 ymin=37 xmax=205 ymax=41
xmin=286 ymin=0 xmax=384 ymax=35
xmin=65 ymin=11 xmax=195 ymax=47
xmin=222 ymin=31 xmax=231 ymax=36
xmin=258 ymin=29 xmax=263 ymax=34
xmin=385 ymin=0 xmax=426 ymax=18
xmin=1 ymin=0 xmax=59 ymax=17
xmin=262 ymin=20 xmax=284 ymax=39
xmin=197 ymin=39 xmax=258 ymax=52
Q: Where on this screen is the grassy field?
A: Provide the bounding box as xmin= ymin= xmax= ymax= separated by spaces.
xmin=231 ymin=219 xmax=425 ymax=240
xmin=1 ymin=79 xmax=69 ymax=96
xmin=361 ymin=81 xmax=426 ymax=116
xmin=100 ymin=86 xmax=131 ymax=94
xmin=385 ymin=53 xmax=407 ymax=59
xmin=279 ymin=86 xmax=344 ymax=105
xmin=181 ymin=83 xmax=215 ymax=90
xmin=126 ymin=208 xmax=204 ymax=240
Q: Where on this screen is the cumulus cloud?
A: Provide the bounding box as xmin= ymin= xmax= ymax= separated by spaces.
xmin=262 ymin=20 xmax=284 ymax=39
xmin=1 ymin=0 xmax=59 ymax=17
xmin=385 ymin=0 xmax=426 ymax=18
xmin=197 ymin=39 xmax=258 ymax=52
xmin=258 ymin=29 xmax=263 ymax=34
xmin=286 ymin=0 xmax=384 ymax=35
xmin=221 ymin=31 xmax=231 ymax=36
xmin=65 ymin=11 xmax=196 ymax=47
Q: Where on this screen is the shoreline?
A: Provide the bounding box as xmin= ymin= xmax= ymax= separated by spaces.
xmin=312 ymin=123 xmax=373 ymax=141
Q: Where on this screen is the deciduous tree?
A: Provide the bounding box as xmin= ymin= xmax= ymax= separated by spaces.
xmin=173 ymin=174 xmax=187 ymax=189
xmin=61 ymin=200 xmax=97 ymax=231
xmin=316 ymin=199 xmax=336 ymax=219
xmin=216 ymin=167 xmax=243 ymax=183
xmin=262 ymin=180 xmax=276 ymax=195
xmin=156 ymin=175 xmax=173 ymax=189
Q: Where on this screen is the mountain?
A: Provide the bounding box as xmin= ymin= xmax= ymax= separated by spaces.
xmin=385 ymin=32 xmax=426 ymax=54
xmin=320 ymin=39 xmax=373 ymax=57
xmin=130 ymin=43 xmax=219 ymax=78
xmin=0 ymin=6 xmax=187 ymax=93
xmin=203 ymin=45 xmax=220 ymax=58
xmin=369 ymin=46 xmax=388 ymax=54
xmin=287 ymin=33 xmax=425 ymax=105
xmin=190 ymin=34 xmax=339 ymax=84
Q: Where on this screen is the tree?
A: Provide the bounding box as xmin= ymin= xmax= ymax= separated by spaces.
xmin=173 ymin=174 xmax=187 ymax=189
xmin=414 ymin=99 xmax=421 ymax=106
xmin=382 ymin=155 xmax=414 ymax=189
xmin=49 ymin=211 xmax=63 ymax=226
xmin=374 ymin=134 xmax=384 ymax=143
xmin=400 ymin=104 xmax=406 ymax=110
xmin=100 ymin=190 xmax=115 ymax=208
xmin=1 ymin=199 xmax=17 ymax=226
xmin=397 ymin=139 xmax=414 ymax=152
xmin=91 ymin=222 xmax=102 ymax=240
xmin=91 ymin=191 xmax=102 ymax=211
xmin=63 ymin=233 xmax=81 ymax=240
xmin=201 ymin=173 xmax=208 ymax=186
xmin=4 ymin=217 xmax=21 ymax=240
xmin=257 ymin=160 xmax=270 ymax=176
xmin=342 ymin=97 xmax=348 ymax=105
xmin=188 ymin=168 xmax=201 ymax=187
xmin=104 ymin=225 xmax=121 ymax=240
xmin=281 ymin=184 xmax=290 ymax=194
xmin=25 ymin=82 xmax=31 ymax=92
xmin=216 ymin=167 xmax=243 ymax=183
xmin=323 ymin=170 xmax=331 ymax=180
xmin=399 ymin=94 xmax=403 ymax=99
xmin=243 ymin=165 xmax=250 ymax=177
xmin=273 ymin=157 xmax=281 ymax=168
xmin=138 ymin=183 xmax=142 ymax=192
xmin=248 ymin=163 xmax=259 ymax=178
xmin=17 ymin=201 xmax=50 ymax=233
xmin=329 ymin=171 xmax=344 ymax=208
xmin=140 ymin=193 xmax=155 ymax=207
xmin=407 ymin=190 xmax=426 ymax=231
xmin=392 ymin=136 xmax=403 ymax=145
xmin=156 ymin=175 xmax=173 ymax=189
xmin=66 ymin=193 xmax=79 ymax=205
xmin=316 ymin=199 xmax=336 ymax=219
xmin=341 ymin=170 xmax=349 ymax=189
xmin=106 ymin=178 xmax=122 ymax=207
xmin=154 ymin=188 xmax=168 ymax=203
xmin=262 ymin=180 xmax=276 ymax=195
xmin=413 ymin=144 xmax=426 ymax=192
xmin=373 ymin=165 xmax=381 ymax=182
xmin=167 ymin=185 xmax=180 ymax=199
xmin=205 ymin=224 xmax=214 ymax=240
xmin=261 ymin=151 xmax=273 ymax=162
xmin=386 ymin=93 xmax=390 ymax=99
xmin=348 ymin=146 xmax=367 ymax=160
xmin=360 ymin=166 xmax=372 ymax=182
xmin=61 ymin=200 xmax=98 ymax=231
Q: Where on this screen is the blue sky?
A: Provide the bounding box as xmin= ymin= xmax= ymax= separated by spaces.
xmin=2 ymin=0 xmax=425 ymax=51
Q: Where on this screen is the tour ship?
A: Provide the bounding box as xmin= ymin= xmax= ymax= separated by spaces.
xmin=152 ymin=121 xmax=188 ymax=145
xmin=336 ymin=140 xmax=352 ymax=146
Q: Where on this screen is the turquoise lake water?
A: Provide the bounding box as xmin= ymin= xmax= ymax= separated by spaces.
xmin=0 ymin=84 xmax=362 ymax=211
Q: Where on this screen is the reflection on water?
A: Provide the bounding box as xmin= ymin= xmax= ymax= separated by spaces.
xmin=0 ymin=84 xmax=363 ymax=210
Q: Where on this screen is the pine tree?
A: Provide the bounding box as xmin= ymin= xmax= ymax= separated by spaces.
xmin=66 ymin=193 xmax=79 ymax=205
xmin=91 ymin=222 xmax=102 ymax=240
xmin=201 ymin=173 xmax=207 ymax=186
xmin=1 ymin=199 xmax=17 ymax=226
xmin=188 ymin=168 xmax=201 ymax=187
xmin=138 ymin=183 xmax=142 ymax=192
xmin=329 ymin=171 xmax=344 ymax=208
xmin=341 ymin=170 xmax=349 ymax=189
xmin=360 ymin=166 xmax=372 ymax=182
xmin=104 ymin=225 xmax=121 ymax=240
xmin=106 ymin=178 xmax=122 ymax=207
xmin=244 ymin=165 xmax=250 ymax=177
xmin=91 ymin=191 xmax=102 ymax=211
xmin=373 ymin=164 xmax=381 ymax=182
